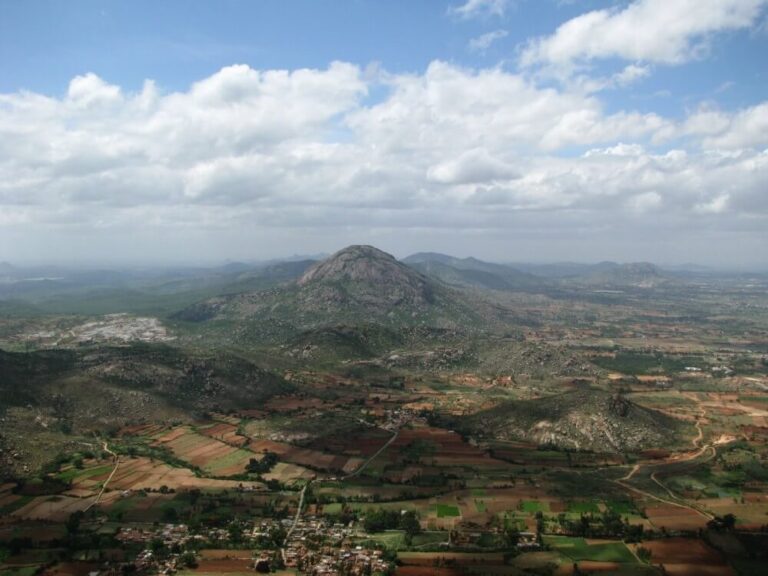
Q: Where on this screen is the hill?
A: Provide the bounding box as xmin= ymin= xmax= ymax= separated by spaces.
xmin=403 ymin=252 xmax=544 ymax=292
xmin=460 ymin=389 xmax=685 ymax=453
xmin=574 ymin=262 xmax=670 ymax=288
xmin=175 ymin=245 xmax=486 ymax=334
xmin=511 ymin=261 xmax=671 ymax=288
xmin=0 ymin=345 xmax=293 ymax=476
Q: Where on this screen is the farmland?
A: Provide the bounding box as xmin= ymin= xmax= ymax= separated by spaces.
xmin=2 ymin=251 xmax=768 ymax=575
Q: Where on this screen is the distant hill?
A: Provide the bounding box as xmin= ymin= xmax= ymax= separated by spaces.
xmin=511 ymin=261 xmax=671 ymax=288
xmin=403 ymin=252 xmax=545 ymax=292
xmin=173 ymin=245 xmax=486 ymax=333
xmin=574 ymin=262 xmax=670 ymax=288
xmin=0 ymin=262 xmax=16 ymax=276
xmin=460 ymin=389 xmax=684 ymax=453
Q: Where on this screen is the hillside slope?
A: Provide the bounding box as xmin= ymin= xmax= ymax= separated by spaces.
xmin=404 ymin=252 xmax=545 ymax=292
xmin=176 ymin=245 xmax=488 ymax=334
xmin=461 ymin=389 xmax=685 ymax=453
xmin=0 ymin=345 xmax=292 ymax=476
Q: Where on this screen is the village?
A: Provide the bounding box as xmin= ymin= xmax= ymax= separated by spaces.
xmin=106 ymin=515 xmax=394 ymax=575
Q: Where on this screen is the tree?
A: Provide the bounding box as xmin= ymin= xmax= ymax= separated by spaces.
xmin=503 ymin=526 xmax=520 ymax=548
xmin=228 ymin=521 xmax=243 ymax=543
xmin=637 ymin=546 xmax=652 ymax=563
xmin=179 ymin=551 xmax=197 ymax=568
xmin=246 ymin=451 xmax=279 ymax=474
xmin=150 ymin=538 xmax=166 ymax=556
xmin=400 ymin=511 xmax=421 ymax=545
xmin=162 ymin=507 xmax=178 ymax=523
xmin=66 ymin=510 xmax=84 ymax=536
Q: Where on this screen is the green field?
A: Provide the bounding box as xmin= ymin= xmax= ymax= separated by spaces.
xmin=568 ymin=500 xmax=600 ymax=514
xmin=203 ymin=448 xmax=253 ymax=475
xmin=58 ymin=463 xmax=113 ymax=483
xmin=436 ymin=504 xmax=461 ymax=518
xmin=521 ymin=500 xmax=548 ymax=513
xmin=323 ymin=502 xmax=343 ymax=514
xmin=607 ymin=500 xmax=638 ymax=515
xmin=544 ymin=536 xmax=637 ymax=563
xmin=361 ymin=530 xmax=449 ymax=550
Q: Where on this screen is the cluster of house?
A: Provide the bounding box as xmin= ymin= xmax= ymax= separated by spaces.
xmin=380 ymin=407 xmax=426 ymax=431
xmin=132 ymin=549 xmax=186 ymax=575
xmin=116 ymin=523 xmax=195 ymax=545
xmin=282 ymin=517 xmax=390 ymax=575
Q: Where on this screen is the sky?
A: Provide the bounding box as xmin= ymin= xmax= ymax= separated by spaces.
xmin=1 ymin=0 xmax=767 ymax=268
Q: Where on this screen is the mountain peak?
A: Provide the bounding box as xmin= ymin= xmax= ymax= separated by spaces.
xmin=298 ymin=245 xmax=404 ymax=286
xmin=294 ymin=244 xmax=450 ymax=317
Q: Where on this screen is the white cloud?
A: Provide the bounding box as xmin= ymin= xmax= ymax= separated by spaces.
xmin=0 ymin=61 xmax=766 ymax=265
xmin=347 ymin=61 xmax=671 ymax=154
xmin=628 ymin=191 xmax=662 ymax=213
xmin=695 ymin=194 xmax=730 ymax=214
xmin=613 ymin=64 xmax=651 ymax=86
xmin=449 ymin=0 xmax=510 ymax=19
xmin=700 ymin=103 xmax=768 ymax=149
xmin=427 ymin=148 xmax=519 ymax=184
xmin=468 ymin=29 xmax=509 ymax=52
xmin=520 ymin=0 xmax=768 ymax=68
xmin=67 ymin=73 xmax=123 ymax=107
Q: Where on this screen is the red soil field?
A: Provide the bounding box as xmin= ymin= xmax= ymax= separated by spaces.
xmin=199 ymin=423 xmax=248 ymax=447
xmin=644 ymin=504 xmax=708 ymax=530
xmin=247 ymin=438 xmax=355 ymax=472
xmin=83 ymin=457 xmax=262 ymax=491
xmin=641 ymin=538 xmax=735 ymax=576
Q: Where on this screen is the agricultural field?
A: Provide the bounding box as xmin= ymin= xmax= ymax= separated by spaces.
xmin=2 ymin=253 xmax=768 ymax=575
xmin=151 ymin=427 xmax=255 ymax=477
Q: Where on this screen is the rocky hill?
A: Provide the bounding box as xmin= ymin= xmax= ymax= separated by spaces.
xmin=296 ymin=245 xmax=439 ymax=311
xmin=177 ymin=245 xmax=487 ymax=334
xmin=461 ymin=388 xmax=684 ymax=453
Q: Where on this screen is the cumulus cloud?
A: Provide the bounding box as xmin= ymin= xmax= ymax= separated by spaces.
xmin=427 ymin=148 xmax=519 ymax=184
xmin=468 ymin=29 xmax=509 ymax=52
xmin=67 ymin=73 xmax=123 ymax=108
xmin=612 ymin=64 xmax=651 ymax=86
xmin=520 ymin=0 xmax=768 ymax=68
xmin=695 ymin=194 xmax=730 ymax=214
xmin=0 ymin=61 xmax=766 ymax=264
xmin=449 ymin=0 xmax=510 ymax=19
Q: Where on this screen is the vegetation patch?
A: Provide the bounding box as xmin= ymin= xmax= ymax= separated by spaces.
xmin=435 ymin=504 xmax=461 ymax=518
xmin=544 ymin=536 xmax=637 ymax=563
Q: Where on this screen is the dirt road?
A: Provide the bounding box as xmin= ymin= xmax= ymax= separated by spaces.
xmin=613 ymin=407 xmax=717 ymax=520
xmin=85 ymin=441 xmax=120 ymax=512
xmin=345 ymin=428 xmax=399 ymax=479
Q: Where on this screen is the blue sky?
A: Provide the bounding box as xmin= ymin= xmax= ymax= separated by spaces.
xmin=1 ymin=0 xmax=767 ymax=266
xmin=3 ymin=1 xmax=765 ymax=115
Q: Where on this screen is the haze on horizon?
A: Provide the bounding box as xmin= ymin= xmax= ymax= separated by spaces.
xmin=1 ymin=0 xmax=767 ymax=269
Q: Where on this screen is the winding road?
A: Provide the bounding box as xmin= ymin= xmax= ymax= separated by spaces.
xmin=612 ymin=407 xmax=723 ymax=520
